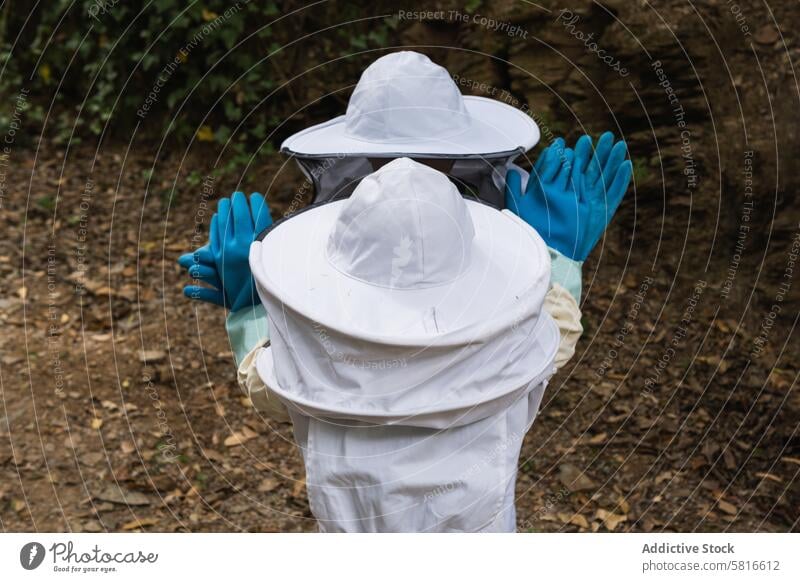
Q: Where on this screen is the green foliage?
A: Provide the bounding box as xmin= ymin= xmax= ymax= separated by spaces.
xmin=36 ymin=195 xmax=56 ymax=212
xmin=464 ymin=0 xmax=483 ymax=14
xmin=0 ymin=1 xmax=394 ymax=158
xmin=632 ymin=158 xmax=651 ymax=185
xmin=29 ymin=0 xmax=280 ymax=144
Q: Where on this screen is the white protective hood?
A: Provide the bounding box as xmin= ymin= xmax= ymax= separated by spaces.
xmin=251 ymin=158 xmax=557 ymax=428
xmin=250 ymin=159 xmax=558 ymax=531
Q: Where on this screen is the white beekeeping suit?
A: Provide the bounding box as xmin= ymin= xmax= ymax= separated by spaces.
xmin=246 ymin=159 xmax=565 ymax=532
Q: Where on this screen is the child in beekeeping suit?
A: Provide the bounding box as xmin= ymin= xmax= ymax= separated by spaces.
xmin=250 ymin=157 xmax=565 ymax=531
xmin=177 ymin=51 xmax=632 ymax=531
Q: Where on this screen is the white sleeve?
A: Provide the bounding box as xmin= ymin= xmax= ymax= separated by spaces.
xmin=544 ymin=282 xmax=583 ymax=370
xmin=237 ymin=343 xmax=291 ymax=423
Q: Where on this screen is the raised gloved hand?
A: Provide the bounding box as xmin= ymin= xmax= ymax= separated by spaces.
xmin=178 ymin=239 xmax=223 ymax=306
xmin=177 ymin=192 xmax=273 ymax=312
xmin=505 ymin=132 xmax=632 ymax=261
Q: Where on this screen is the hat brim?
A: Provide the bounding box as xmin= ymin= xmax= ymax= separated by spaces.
xmin=280 ymin=96 xmax=540 ymax=158
xmin=250 ymin=200 xmax=550 ymax=343
xmin=254 ymin=314 xmax=558 ymax=426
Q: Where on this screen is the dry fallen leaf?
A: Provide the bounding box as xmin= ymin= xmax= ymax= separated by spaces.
xmin=204 ymin=449 xmax=225 ymax=463
xmin=241 ymin=426 xmax=259 ymax=439
xmin=139 ymin=350 xmax=166 ymax=363
xmin=81 ymin=452 xmax=104 ymax=466
xmin=654 ymin=470 xmax=672 ymax=485
xmin=753 ymin=25 xmax=780 ymax=45
xmin=258 ymin=478 xmax=279 ymax=493
xmin=691 ymin=456 xmax=707 ymax=470
xmin=94 ymin=486 xmax=151 ymax=506
xmin=224 ymin=434 xmax=246 ymax=447
xmin=755 ymin=472 xmax=783 ymax=483
xmin=596 ymin=509 xmax=628 ymax=531
xmin=292 ymin=479 xmax=306 ymax=498
xmin=570 ymin=514 xmax=590 ymax=529
xmin=558 ymin=463 xmax=596 ymax=492
xmin=224 ymin=426 xmax=259 ymax=447
xmin=121 ymin=517 xmax=159 ymax=531
xmin=587 ymin=432 xmax=607 ymax=445
xmin=717 ymin=500 xmax=738 ymax=515
xmin=90 ymin=417 xmax=103 ymax=430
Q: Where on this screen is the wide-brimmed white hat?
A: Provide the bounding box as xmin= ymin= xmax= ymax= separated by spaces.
xmin=250 ymin=159 xmax=558 ymax=425
xmin=252 ymin=157 xmax=550 ymax=339
xmin=281 ymin=51 xmax=540 ymax=157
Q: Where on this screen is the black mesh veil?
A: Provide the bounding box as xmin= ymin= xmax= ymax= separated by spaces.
xmin=287 ymin=148 xmax=529 ymax=209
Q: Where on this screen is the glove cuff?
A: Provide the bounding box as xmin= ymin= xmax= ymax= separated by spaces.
xmin=226 ymin=303 xmax=270 ymax=366
xmin=549 ymin=246 xmax=583 ymax=303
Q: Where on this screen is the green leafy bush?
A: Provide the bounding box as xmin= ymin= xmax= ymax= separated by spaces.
xmin=0 ymin=1 xmax=394 ymax=152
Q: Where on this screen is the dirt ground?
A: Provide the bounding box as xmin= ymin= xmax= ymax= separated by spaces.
xmin=1 ymin=0 xmax=799 ymax=533
xmin=0 ymin=138 xmax=796 ymax=533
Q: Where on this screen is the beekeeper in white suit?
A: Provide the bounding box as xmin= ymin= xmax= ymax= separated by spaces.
xmin=251 ymin=158 xmax=564 ymax=532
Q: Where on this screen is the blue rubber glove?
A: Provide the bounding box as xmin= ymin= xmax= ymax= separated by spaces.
xmin=506 ymin=132 xmax=633 ymax=261
xmin=177 ymin=192 xmax=273 ymax=311
xmin=177 ymin=237 xmax=224 ymax=306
